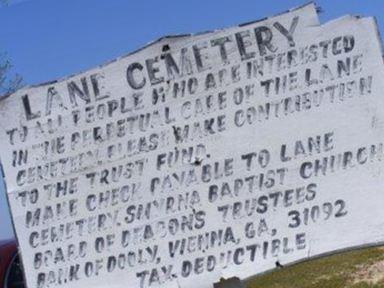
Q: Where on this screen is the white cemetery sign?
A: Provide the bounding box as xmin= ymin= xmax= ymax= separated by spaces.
xmin=1 ymin=3 xmax=384 ymax=288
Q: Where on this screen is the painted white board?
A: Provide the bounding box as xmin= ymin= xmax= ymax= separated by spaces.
xmin=1 ymin=3 xmax=384 ymax=288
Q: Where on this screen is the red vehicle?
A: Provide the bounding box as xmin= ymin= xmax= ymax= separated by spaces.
xmin=0 ymin=239 xmax=25 ymax=288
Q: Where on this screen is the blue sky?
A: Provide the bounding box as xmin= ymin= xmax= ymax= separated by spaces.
xmin=0 ymin=0 xmax=383 ymax=239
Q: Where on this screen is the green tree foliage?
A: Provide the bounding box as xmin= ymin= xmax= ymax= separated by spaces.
xmin=0 ymin=0 xmax=23 ymax=95
xmin=0 ymin=53 xmax=23 ymax=95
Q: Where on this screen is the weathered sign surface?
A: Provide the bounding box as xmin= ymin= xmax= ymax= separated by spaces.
xmin=1 ymin=3 xmax=384 ymax=288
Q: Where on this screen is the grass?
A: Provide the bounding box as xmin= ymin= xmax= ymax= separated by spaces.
xmin=246 ymin=247 xmax=384 ymax=288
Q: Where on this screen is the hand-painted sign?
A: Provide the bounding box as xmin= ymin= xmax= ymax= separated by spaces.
xmin=1 ymin=3 xmax=384 ymax=288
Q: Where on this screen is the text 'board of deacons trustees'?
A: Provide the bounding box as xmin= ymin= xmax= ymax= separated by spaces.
xmin=1 ymin=3 xmax=384 ymax=288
